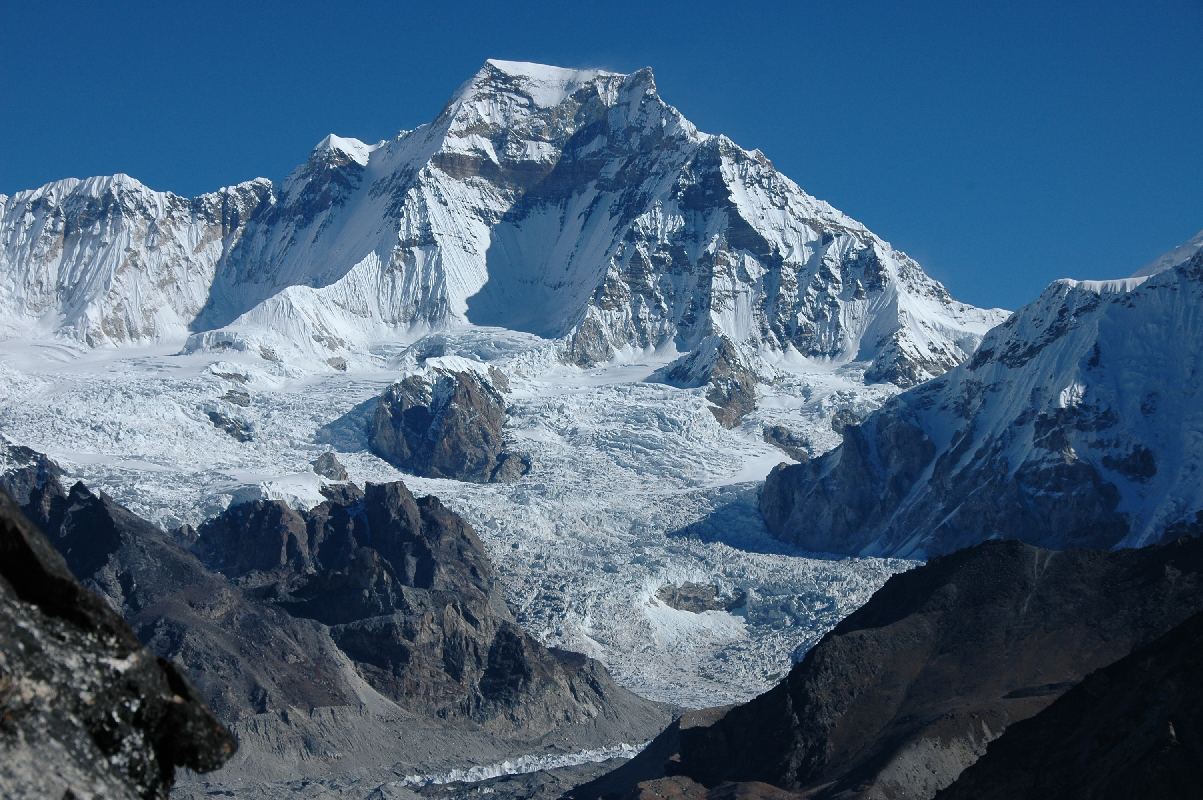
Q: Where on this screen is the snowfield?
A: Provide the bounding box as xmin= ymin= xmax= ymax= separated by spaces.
xmin=0 ymin=328 xmax=910 ymax=708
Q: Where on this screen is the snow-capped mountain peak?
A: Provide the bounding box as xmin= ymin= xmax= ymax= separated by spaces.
xmin=762 ymin=248 xmax=1203 ymax=557
xmin=1 ymin=60 xmax=1002 ymax=384
xmin=453 ymin=59 xmax=624 ymax=110
xmin=310 ymin=133 xmax=375 ymax=167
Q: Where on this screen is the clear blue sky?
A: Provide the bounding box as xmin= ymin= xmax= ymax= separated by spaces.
xmin=2 ymin=0 xmax=1200 ymax=309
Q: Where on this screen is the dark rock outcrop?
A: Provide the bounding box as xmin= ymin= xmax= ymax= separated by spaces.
xmin=0 ymin=490 xmax=235 ymax=798
xmin=205 ymin=409 xmax=253 ymax=442
xmin=761 ymin=255 xmax=1203 ymax=557
xmin=0 ymin=439 xmax=64 ymax=523
xmin=311 ymin=450 xmax=348 ymax=481
xmin=937 ymin=609 xmax=1203 ymax=800
xmin=761 ymin=425 xmax=811 ymax=462
xmin=192 ymin=481 xmax=633 ymax=728
xmin=650 ymin=336 xmax=757 ymax=428
xmin=580 ymin=537 xmax=1203 ymax=800
xmin=369 ymin=369 xmax=531 ymax=482
xmin=3 ymin=473 xmax=355 ymax=724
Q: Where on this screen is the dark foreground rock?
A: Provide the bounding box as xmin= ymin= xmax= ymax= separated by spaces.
xmin=937 ymin=609 xmax=1203 ymax=800
xmin=0 ymin=490 xmax=234 ymax=799
xmin=0 ymin=439 xmax=668 ymax=793
xmin=577 ymin=537 xmax=1203 ymax=800
xmin=370 ymin=369 xmax=531 ymax=482
xmin=650 ymin=336 xmax=757 ymax=428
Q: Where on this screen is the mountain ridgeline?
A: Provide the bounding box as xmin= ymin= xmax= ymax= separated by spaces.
xmin=761 ymin=249 xmax=1203 ymax=557
xmin=0 ymin=60 xmax=1001 ymax=383
xmin=580 ymin=535 xmax=1203 ymax=800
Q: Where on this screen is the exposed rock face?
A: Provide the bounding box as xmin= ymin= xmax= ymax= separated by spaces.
xmin=762 ymin=425 xmax=811 ymax=462
xmin=2 ymin=471 xmax=354 ymax=724
xmin=938 ymin=609 xmax=1203 ymax=800
xmin=370 ymin=369 xmax=531 ymax=482
xmin=205 ymin=409 xmax=253 ymax=442
xmin=580 ymin=537 xmax=1203 ymax=800
xmin=0 ymin=440 xmax=667 ymax=788
xmin=312 ymin=450 xmax=348 ymax=481
xmin=762 ymin=252 xmax=1203 ymax=557
xmin=0 ymin=490 xmax=235 ymax=798
xmin=0 ymin=438 xmax=64 ymax=521
xmin=650 ymin=336 xmax=758 ymax=428
xmin=193 ymin=481 xmax=630 ymax=728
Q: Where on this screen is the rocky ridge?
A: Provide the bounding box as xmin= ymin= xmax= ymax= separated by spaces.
xmin=578 ymin=535 xmax=1203 ymax=799
xmin=761 ymin=247 xmax=1203 ymax=557
xmin=369 ymin=367 xmax=531 ymax=482
xmin=0 ymin=440 xmax=669 ymax=794
xmin=936 ymin=609 xmax=1203 ymax=800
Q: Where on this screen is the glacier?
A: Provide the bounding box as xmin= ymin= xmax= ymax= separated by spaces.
xmin=0 ymin=331 xmax=912 ymax=708
xmin=0 ymin=59 xmax=1006 ymax=715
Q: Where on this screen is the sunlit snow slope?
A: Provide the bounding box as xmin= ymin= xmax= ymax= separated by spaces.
xmin=0 ymin=59 xmax=1003 ymax=384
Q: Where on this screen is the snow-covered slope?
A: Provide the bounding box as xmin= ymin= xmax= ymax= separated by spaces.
xmin=762 ymin=244 xmax=1203 ymax=557
xmin=0 ymin=175 xmax=270 ymax=344
xmin=1 ymin=60 xmax=1002 ymax=384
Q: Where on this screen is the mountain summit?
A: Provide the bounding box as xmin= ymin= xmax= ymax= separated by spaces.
xmin=0 ymin=61 xmax=1003 ymax=382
